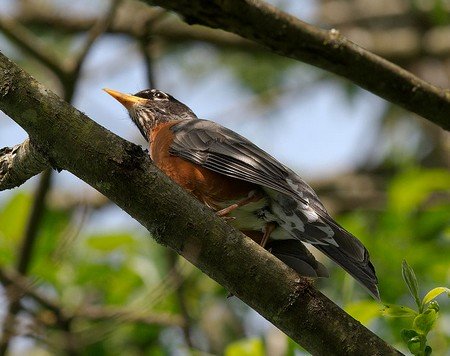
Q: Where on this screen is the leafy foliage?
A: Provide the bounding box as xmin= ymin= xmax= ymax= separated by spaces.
xmin=382 ymin=260 xmax=449 ymax=355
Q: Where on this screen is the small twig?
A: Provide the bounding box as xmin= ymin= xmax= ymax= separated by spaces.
xmin=76 ymin=306 xmax=185 ymax=327
xmin=139 ymin=7 xmax=169 ymax=89
xmin=0 ymin=268 xmax=66 ymax=318
xmin=17 ymin=9 xmax=262 ymax=53
xmin=141 ymin=39 xmax=157 ymax=89
xmin=62 ymin=0 xmax=122 ymax=100
xmin=17 ymin=169 xmax=52 ymax=275
xmin=167 ymin=251 xmax=194 ymax=349
xmin=0 ymin=168 xmax=52 ymax=355
xmin=0 ymin=16 xmax=67 ymax=77
xmin=72 ymin=0 xmax=121 ymax=73
xmin=69 ymin=0 xmax=122 ymax=75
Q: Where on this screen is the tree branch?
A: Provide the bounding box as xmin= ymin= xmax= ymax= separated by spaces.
xmin=0 ymin=16 xmax=67 ymax=78
xmin=142 ymin=0 xmax=450 ymax=131
xmin=0 ymin=139 xmax=49 ymax=190
xmin=60 ymin=0 xmax=121 ymax=100
xmin=0 ymin=53 xmax=401 ymax=355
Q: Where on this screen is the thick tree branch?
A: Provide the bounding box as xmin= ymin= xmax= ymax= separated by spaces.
xmin=0 ymin=53 xmax=401 ymax=355
xmin=0 ymin=139 xmax=49 ymax=190
xmin=142 ymin=0 xmax=450 ymax=131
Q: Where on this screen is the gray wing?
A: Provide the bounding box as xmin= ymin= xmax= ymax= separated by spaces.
xmin=170 ymin=119 xmax=323 ymax=208
xmin=169 ymin=119 xmax=379 ymax=299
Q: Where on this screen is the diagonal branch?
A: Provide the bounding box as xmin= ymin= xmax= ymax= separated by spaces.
xmin=62 ymin=0 xmax=122 ymax=98
xmin=69 ymin=0 xmax=122 ymax=74
xmin=142 ymin=0 xmax=450 ymax=132
xmin=0 ymin=52 xmax=401 ymax=355
xmin=0 ymin=16 xmax=67 ymax=78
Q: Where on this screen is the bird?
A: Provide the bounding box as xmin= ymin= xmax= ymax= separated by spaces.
xmin=104 ymin=88 xmax=380 ymax=299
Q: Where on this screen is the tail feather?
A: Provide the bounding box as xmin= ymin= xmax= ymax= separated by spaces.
xmin=268 ymin=239 xmax=329 ymax=278
xmin=315 ymin=220 xmax=380 ymax=300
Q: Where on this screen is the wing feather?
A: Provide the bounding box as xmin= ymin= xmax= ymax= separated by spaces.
xmin=170 ymin=120 xmax=313 ymax=204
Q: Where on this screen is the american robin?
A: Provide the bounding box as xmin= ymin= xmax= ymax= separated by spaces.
xmin=104 ymin=88 xmax=379 ymax=299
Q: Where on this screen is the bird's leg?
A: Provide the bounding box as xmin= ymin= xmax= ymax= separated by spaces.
xmin=216 ymin=190 xmax=262 ymax=217
xmin=260 ymin=222 xmax=276 ymax=248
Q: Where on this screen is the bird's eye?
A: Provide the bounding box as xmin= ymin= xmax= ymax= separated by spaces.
xmin=153 ymin=91 xmax=167 ymax=100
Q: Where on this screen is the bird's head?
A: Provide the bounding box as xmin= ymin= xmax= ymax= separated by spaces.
xmin=104 ymin=88 xmax=197 ymax=141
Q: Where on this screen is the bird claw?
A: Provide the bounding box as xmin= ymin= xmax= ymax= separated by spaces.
xmin=220 ymin=215 xmax=236 ymax=222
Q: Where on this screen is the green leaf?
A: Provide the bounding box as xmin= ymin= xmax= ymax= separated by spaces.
xmin=402 ymin=260 xmax=421 ymax=310
xmin=224 ymin=338 xmax=264 ymax=356
xmin=388 ymin=169 xmax=450 ymax=215
xmin=86 ymin=233 xmax=135 ymax=252
xmin=382 ymin=304 xmax=418 ymax=318
xmin=0 ymin=193 xmax=32 ymax=265
xmin=0 ymin=192 xmax=32 ymax=242
xmin=413 ymin=309 xmax=438 ymax=335
xmin=401 ymin=329 xmax=418 ymax=343
xmin=422 ymin=287 xmax=450 ymax=306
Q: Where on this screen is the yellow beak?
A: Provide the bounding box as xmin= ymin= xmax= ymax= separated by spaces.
xmin=103 ymin=88 xmax=147 ymax=110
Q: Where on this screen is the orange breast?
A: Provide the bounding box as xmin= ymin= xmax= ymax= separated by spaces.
xmin=150 ymin=121 xmax=259 ymax=209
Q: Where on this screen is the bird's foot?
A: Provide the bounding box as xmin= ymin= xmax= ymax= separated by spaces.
xmin=219 ymin=215 xmax=236 ymax=222
xmin=215 ymin=190 xmax=263 ymax=217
